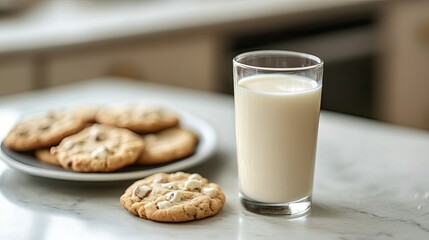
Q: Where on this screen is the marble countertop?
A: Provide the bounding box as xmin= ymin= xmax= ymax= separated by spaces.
xmin=0 ymin=78 xmax=428 ymax=239
xmin=0 ymin=0 xmax=378 ymax=54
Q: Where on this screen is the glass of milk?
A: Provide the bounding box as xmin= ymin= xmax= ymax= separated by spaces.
xmin=233 ymin=50 xmax=323 ymax=216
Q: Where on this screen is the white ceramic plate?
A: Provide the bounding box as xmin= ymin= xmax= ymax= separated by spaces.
xmin=0 ymin=108 xmax=217 ymax=181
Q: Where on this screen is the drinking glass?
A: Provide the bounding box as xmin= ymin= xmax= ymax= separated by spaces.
xmin=233 ymin=50 xmax=323 ymax=216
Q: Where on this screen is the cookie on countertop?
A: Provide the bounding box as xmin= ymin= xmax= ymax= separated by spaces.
xmin=51 ymin=124 xmax=144 ymax=172
xmin=35 ymin=148 xmax=61 ymax=166
xmin=95 ymin=104 xmax=179 ymax=134
xmin=3 ymin=111 xmax=87 ymax=151
xmin=120 ymin=172 xmax=225 ymax=222
xmin=136 ymin=128 xmax=198 ymax=165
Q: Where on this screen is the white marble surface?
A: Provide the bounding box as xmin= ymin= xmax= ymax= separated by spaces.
xmin=0 ymin=78 xmax=428 ymax=239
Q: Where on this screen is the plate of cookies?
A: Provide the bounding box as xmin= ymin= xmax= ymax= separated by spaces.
xmin=0 ymin=103 xmax=217 ymax=181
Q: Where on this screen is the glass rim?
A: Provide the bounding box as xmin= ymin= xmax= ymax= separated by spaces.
xmin=233 ymin=50 xmax=324 ymax=71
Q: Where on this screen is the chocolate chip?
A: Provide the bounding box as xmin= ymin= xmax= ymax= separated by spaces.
xmin=38 ymin=125 xmax=50 ymax=131
xmin=17 ymin=131 xmax=28 ymax=137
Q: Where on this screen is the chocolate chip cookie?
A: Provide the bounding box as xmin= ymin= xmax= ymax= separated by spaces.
xmin=69 ymin=105 xmax=100 ymax=124
xmin=137 ymin=128 xmax=198 ymax=165
xmin=120 ymin=172 xmax=225 ymax=222
xmin=35 ymin=148 xmax=61 ymax=166
xmin=3 ymin=111 xmax=87 ymax=151
xmin=95 ymin=104 xmax=179 ymax=134
xmin=51 ymin=124 xmax=144 ymax=172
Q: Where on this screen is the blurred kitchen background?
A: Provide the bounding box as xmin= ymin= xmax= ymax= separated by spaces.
xmin=0 ymin=0 xmax=428 ymax=130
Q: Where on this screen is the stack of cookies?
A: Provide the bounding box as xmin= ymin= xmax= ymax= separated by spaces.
xmin=3 ymin=104 xmax=198 ymax=173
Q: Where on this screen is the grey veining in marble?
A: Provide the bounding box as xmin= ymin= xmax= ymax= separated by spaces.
xmin=0 ymin=78 xmax=428 ymax=240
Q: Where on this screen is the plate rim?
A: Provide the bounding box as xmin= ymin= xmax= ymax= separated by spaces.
xmin=0 ymin=109 xmax=217 ymax=181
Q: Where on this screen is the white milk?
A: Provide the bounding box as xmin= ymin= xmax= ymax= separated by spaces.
xmin=235 ymin=74 xmax=321 ymax=203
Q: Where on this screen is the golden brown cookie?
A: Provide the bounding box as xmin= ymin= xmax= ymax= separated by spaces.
xmin=51 ymin=124 xmax=144 ymax=172
xmin=68 ymin=105 xmax=100 ymax=124
xmin=95 ymin=104 xmax=179 ymax=134
xmin=3 ymin=111 xmax=86 ymax=151
xmin=35 ymin=148 xmax=61 ymax=166
xmin=137 ymin=128 xmax=198 ymax=165
xmin=120 ymin=172 xmax=225 ymax=222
